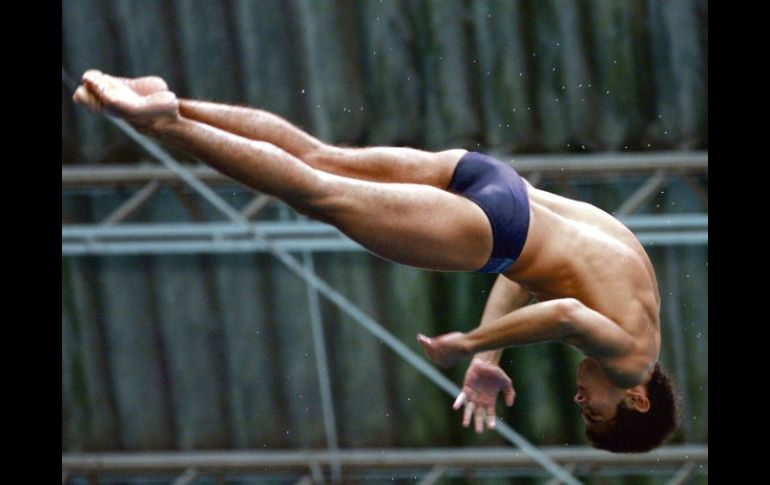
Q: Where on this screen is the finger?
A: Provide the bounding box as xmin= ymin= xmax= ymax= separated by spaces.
xmin=82 ymin=69 xmax=103 ymax=83
xmin=142 ymin=91 xmax=177 ymax=112
xmin=121 ymin=76 xmax=169 ymax=96
xmin=82 ymin=72 xmax=109 ymax=98
xmin=462 ymin=403 xmax=475 ymax=427
xmin=453 ymin=392 xmax=467 ymax=410
xmin=73 ymin=85 xmax=102 ymax=111
xmin=486 ymin=405 xmax=496 ymax=429
xmin=474 ymin=408 xmax=485 ymax=433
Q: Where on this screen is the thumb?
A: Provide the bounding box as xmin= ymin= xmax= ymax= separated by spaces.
xmin=416 ymin=334 xmax=437 ymax=360
xmin=416 ymin=333 xmax=431 ymax=349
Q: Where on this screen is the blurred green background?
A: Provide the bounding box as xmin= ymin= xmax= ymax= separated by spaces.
xmin=62 ymin=1 xmax=707 ymax=483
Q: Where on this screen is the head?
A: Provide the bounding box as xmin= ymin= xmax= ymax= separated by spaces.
xmin=574 ymin=358 xmax=679 ymax=453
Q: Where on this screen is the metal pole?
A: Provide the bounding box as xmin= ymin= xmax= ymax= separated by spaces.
xmin=240 ymin=194 xmax=273 ymax=219
xmin=170 ymin=468 xmax=199 ymax=485
xmin=417 ymin=466 xmax=448 ymax=485
xmin=303 ymin=251 xmax=342 ymax=483
xmin=615 ymin=170 xmax=668 ymax=216
xmin=666 ymin=462 xmax=696 ymax=485
xmin=61 ymin=445 xmax=708 ymax=471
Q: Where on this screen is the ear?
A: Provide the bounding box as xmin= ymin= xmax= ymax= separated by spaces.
xmin=624 ymin=388 xmax=651 ymax=413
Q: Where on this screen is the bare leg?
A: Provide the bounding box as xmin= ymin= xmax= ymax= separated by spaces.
xmin=178 ymin=99 xmax=465 ymax=189
xmin=77 ymin=74 xmax=466 ymax=188
xmin=151 ymin=119 xmax=490 ymax=270
xmin=77 ymin=72 xmax=492 ymax=271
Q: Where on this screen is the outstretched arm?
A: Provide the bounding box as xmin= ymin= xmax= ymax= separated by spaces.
xmin=419 ymin=297 xmax=636 ymax=367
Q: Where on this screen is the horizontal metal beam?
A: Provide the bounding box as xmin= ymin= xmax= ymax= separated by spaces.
xmin=61 ymin=151 xmax=707 ymax=187
xmin=61 ymin=214 xmax=708 ymax=255
xmin=62 ymin=445 xmax=707 ymax=474
xmin=493 ymin=151 xmax=707 ymax=174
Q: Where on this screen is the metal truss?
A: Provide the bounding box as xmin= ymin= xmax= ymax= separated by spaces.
xmin=61 ymin=445 xmax=708 ymax=484
xmin=62 ymin=71 xmax=707 ymax=485
xmin=62 ymin=151 xmax=708 ymax=255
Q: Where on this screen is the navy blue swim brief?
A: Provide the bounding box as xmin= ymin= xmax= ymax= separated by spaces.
xmin=448 ymin=151 xmax=530 ymax=273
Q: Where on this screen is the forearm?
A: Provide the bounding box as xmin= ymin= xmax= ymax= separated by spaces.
xmin=464 ymin=299 xmax=577 ymax=356
xmin=473 ymin=276 xmax=533 ymax=364
xmin=178 ymin=99 xmax=323 ymax=159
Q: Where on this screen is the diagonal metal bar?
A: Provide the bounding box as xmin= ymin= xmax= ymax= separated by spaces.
xmin=240 ymin=194 xmax=274 ymax=220
xmin=666 ymin=461 xmax=696 ymax=485
xmin=100 ymin=180 xmax=161 ymax=225
xmin=63 ymin=72 xmax=581 ymax=485
xmin=544 ymin=463 xmax=577 ymax=485
xmin=615 ymin=169 xmax=668 ymax=216
xmin=170 ymin=467 xmax=199 ymax=485
xmin=417 ymin=465 xmax=448 ymax=485
xmin=308 ymin=461 xmax=324 ymax=483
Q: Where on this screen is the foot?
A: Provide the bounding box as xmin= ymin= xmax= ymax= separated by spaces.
xmin=73 ymin=70 xmax=179 ymax=131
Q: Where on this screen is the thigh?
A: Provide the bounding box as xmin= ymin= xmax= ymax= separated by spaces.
xmin=317 ymin=173 xmax=493 ymax=271
xmin=306 ymin=146 xmax=466 ymax=189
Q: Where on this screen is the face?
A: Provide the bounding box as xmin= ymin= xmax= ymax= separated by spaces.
xmin=574 ymin=358 xmax=627 ymax=425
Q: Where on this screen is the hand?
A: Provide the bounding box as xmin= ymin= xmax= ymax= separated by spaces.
xmin=417 ymin=332 xmax=469 ymax=368
xmin=73 ymin=70 xmax=179 ymax=130
xmin=453 ymin=358 xmax=516 ymax=433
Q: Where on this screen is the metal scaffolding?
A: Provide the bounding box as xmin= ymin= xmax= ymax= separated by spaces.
xmin=62 ymin=73 xmax=708 ymax=484
xmin=61 ymin=445 xmax=707 ymax=483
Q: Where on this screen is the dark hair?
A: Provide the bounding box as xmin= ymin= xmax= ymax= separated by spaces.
xmin=585 ymin=363 xmax=680 ymax=453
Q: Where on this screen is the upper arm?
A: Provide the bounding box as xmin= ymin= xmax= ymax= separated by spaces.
xmin=562 ymin=299 xmax=637 ymax=359
xmin=482 ymin=276 xmax=532 ymax=318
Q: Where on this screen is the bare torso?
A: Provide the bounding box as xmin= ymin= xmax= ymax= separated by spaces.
xmin=505 ymin=180 xmax=661 ymax=368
